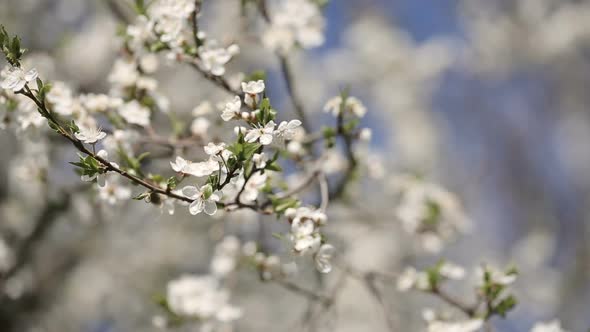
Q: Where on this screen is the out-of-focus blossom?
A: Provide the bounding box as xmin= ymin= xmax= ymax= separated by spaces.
xmin=263 ymin=0 xmax=325 ymax=53
xmin=119 ymin=100 xmax=151 ymax=127
xmin=531 ymin=320 xmax=569 ymax=332
xmin=323 ymin=95 xmax=367 ymax=118
xmin=166 ymin=274 xmax=242 ymax=322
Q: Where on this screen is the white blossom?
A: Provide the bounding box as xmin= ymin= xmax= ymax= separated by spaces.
xmin=16 ymin=98 xmax=46 ymax=131
xmin=252 ymin=153 xmax=267 ymax=169
xmin=182 ymin=184 xmax=221 ymax=215
xmin=166 ymin=274 xmax=242 ymax=322
xmin=127 ymin=15 xmax=157 ymax=52
xmin=242 ymin=80 xmax=265 ymax=108
xmin=46 ymin=81 xmax=75 ymax=116
xmin=314 ymin=244 xmax=335 ymax=273
xmin=475 ymin=265 xmax=517 ymax=286
xmin=287 ymin=207 xmax=327 ymax=256
xmin=1 ymin=66 xmax=38 ymax=92
xmin=190 ymin=117 xmax=210 ymax=137
xmin=119 ymin=100 xmax=151 ymax=127
xmin=263 ymin=0 xmax=325 ymax=53
xmin=98 ymin=174 xmax=132 ymax=205
xmin=531 ymin=320 xmax=569 ymax=332
xmin=439 ymin=262 xmax=466 ymax=280
xmin=397 ymin=266 xmax=430 ymax=291
xmin=139 ymin=53 xmax=159 ymax=73
xmin=81 ymin=149 xmax=114 ymax=187
xmin=108 ymin=59 xmax=139 ymax=88
xmin=391 ymin=175 xmax=470 ymax=253
xmin=170 ymin=156 xmax=218 ymax=177
xmin=192 ymin=101 xmax=213 ymax=116
xmin=241 ymin=171 xmax=268 ymax=202
xmin=274 ymin=119 xmax=302 ymax=140
xmin=210 ymin=236 xmax=241 ymax=278
xmin=323 ymin=95 xmax=367 ymax=118
xmin=244 ymin=121 xmax=275 ymax=145
xmin=221 ymin=96 xmax=241 ymax=121
xmin=241 ymin=80 xmax=265 ymax=95
xmin=75 ymin=125 xmax=106 ymax=144
xmin=204 ymin=142 xmax=232 ymax=165
xmin=198 ymin=42 xmax=239 ymax=76
xmin=359 ymin=128 xmax=372 ymax=141
xmin=427 ymin=319 xmax=484 ymax=332
xmin=80 ymin=93 xmax=121 ymax=113
xmin=170 ymin=156 xmax=190 ymax=173
xmin=148 ymin=0 xmax=195 ymax=47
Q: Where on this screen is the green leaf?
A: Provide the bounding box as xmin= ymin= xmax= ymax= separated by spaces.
xmin=137 ymin=152 xmax=151 ymax=162
xmin=242 ymin=142 xmax=261 ymax=160
xmin=166 ymin=177 xmax=178 ymax=190
xmin=202 ymin=184 xmax=213 ymax=199
xmin=494 ymin=295 xmax=517 ymax=317
xmin=244 ymin=70 xmax=266 ymax=82
xmin=322 ymin=126 xmax=336 ymax=139
xmin=266 ymin=161 xmax=282 ymax=172
xmin=11 ymin=36 xmax=20 ymax=57
xmin=67 ymin=120 xmax=80 ymax=133
xmin=259 ymin=98 xmax=271 ymax=112
xmin=271 ymin=197 xmax=299 ymax=214
xmin=134 ymin=0 xmax=147 ymax=15
xmin=132 ymin=192 xmax=150 ymax=201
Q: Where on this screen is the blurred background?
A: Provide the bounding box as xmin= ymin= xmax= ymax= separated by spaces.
xmin=0 ymin=0 xmax=589 ymax=331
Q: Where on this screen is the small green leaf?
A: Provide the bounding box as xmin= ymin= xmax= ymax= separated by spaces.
xmin=133 ymin=192 xmax=150 ymax=201
xmin=244 ymin=70 xmax=266 ymax=82
xmin=494 ymin=295 xmax=517 ymax=317
xmin=202 ymin=184 xmax=213 ymax=199
xmin=271 ymin=197 xmax=299 ymax=214
xmin=167 ymin=177 xmax=178 ymax=190
xmin=266 ymin=161 xmax=282 ymax=172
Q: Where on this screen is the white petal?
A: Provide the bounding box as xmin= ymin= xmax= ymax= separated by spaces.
xmin=182 ymin=186 xmax=199 ymax=198
xmin=189 ymin=199 xmax=204 ymax=215
xmin=97 ymin=150 xmax=109 ymax=159
xmin=203 ymin=199 xmax=218 ymax=215
xmin=259 ymin=133 xmax=273 ymax=145
xmin=25 ymin=68 xmax=39 ymax=82
xmin=288 ymin=119 xmax=301 ymax=129
xmin=81 ymin=174 xmax=97 ymax=182
xmin=244 ymin=130 xmax=259 ymax=143
xmin=96 ymin=174 xmax=106 ymax=188
xmin=315 ymin=259 xmax=332 ymax=273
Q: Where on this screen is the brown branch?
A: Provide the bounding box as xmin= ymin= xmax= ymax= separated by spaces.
xmin=364 ymin=274 xmax=397 ymax=332
xmin=431 ymin=286 xmax=479 ymax=317
xmin=17 ymin=86 xmax=267 ymax=214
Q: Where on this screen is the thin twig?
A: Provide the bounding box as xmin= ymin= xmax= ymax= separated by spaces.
xmin=364 ymin=274 xmax=397 ymax=332
xmin=318 ymin=172 xmax=329 ymax=212
xmin=431 ymin=286 xmax=479 ymax=318
xmin=275 ymin=280 xmax=332 ymax=306
xmin=104 ymin=0 xmax=132 ymax=24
